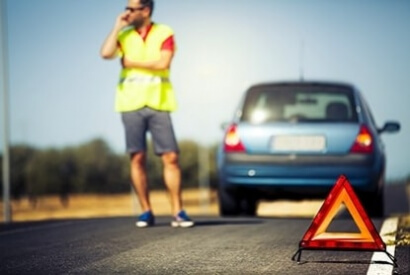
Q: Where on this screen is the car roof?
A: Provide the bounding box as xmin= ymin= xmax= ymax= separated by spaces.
xmin=248 ymin=81 xmax=356 ymax=91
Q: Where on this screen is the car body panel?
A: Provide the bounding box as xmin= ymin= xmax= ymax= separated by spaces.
xmin=237 ymin=123 xmax=361 ymax=154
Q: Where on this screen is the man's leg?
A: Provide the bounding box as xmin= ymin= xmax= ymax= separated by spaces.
xmin=130 ymin=152 xmax=151 ymax=212
xmin=121 ymin=110 xmax=151 ymax=213
xmin=162 ymin=151 xmax=195 ymax=227
xmin=148 ymin=109 xmax=193 ymax=226
xmin=161 ymin=152 xmax=183 ymax=216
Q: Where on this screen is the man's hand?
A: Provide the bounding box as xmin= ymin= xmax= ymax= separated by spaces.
xmin=114 ymin=11 xmax=132 ymax=31
xmin=100 ymin=11 xmax=131 ymax=59
xmin=121 ymin=51 xmax=174 ymax=71
xmin=121 ymin=57 xmax=134 ymax=68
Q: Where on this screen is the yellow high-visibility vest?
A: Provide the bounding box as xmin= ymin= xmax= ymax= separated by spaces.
xmin=115 ymin=24 xmax=177 ymax=112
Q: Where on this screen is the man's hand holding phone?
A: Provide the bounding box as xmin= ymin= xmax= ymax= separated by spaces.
xmin=115 ymin=11 xmax=131 ymax=31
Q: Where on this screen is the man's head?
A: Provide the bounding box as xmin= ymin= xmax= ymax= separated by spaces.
xmin=125 ymin=0 xmax=154 ymax=28
xmin=139 ymin=0 xmax=154 ymax=16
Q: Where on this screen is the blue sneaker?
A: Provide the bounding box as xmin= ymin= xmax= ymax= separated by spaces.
xmin=136 ymin=211 xmax=155 ymax=228
xmin=171 ymin=210 xmax=195 ymax=228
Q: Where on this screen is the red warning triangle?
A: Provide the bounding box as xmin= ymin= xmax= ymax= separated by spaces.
xmin=299 ymin=175 xmax=385 ymax=251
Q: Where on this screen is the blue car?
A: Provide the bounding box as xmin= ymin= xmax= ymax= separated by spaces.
xmin=216 ymin=81 xmax=400 ymax=217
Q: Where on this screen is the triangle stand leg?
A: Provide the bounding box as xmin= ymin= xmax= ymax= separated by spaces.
xmin=291 ymin=248 xmax=398 ymax=268
xmin=291 ymin=248 xmax=303 ymax=264
xmin=383 ymin=250 xmax=398 ymax=268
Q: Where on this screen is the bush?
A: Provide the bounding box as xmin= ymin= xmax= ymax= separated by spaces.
xmin=0 ymin=137 xmax=217 ymax=198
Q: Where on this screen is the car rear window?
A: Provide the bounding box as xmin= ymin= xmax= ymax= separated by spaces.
xmin=241 ymin=85 xmax=358 ymax=123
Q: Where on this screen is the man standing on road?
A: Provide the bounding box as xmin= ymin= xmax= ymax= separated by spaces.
xmin=100 ymin=0 xmax=194 ymax=228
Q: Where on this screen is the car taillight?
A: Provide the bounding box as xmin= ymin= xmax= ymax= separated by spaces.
xmin=350 ymin=125 xmax=374 ymax=153
xmin=224 ymin=124 xmax=246 ymax=152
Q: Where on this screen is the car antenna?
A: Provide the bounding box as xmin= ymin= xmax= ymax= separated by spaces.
xmin=299 ymin=39 xmax=304 ymax=82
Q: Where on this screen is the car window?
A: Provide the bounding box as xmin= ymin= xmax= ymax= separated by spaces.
xmin=241 ymin=85 xmax=358 ymax=124
xmin=359 ymin=93 xmax=377 ymax=127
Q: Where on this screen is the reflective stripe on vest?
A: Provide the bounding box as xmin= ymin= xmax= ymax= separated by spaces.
xmin=119 ymin=75 xmax=170 ymax=85
xmin=115 ymin=24 xmax=177 ymax=112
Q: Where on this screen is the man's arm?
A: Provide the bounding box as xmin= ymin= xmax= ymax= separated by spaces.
xmin=100 ymin=11 xmax=130 ymax=59
xmin=122 ymin=50 xmax=174 ymax=70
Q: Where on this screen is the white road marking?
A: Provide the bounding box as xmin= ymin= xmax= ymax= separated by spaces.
xmin=366 ymin=217 xmax=398 ymax=275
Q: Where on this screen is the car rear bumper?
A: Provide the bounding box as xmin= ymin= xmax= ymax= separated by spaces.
xmin=218 ymin=153 xmax=383 ymax=196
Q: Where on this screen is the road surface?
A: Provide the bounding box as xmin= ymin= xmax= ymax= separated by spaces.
xmin=0 ymin=183 xmax=408 ymax=274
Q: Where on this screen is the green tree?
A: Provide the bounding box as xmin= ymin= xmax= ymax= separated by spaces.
xmin=25 ymin=149 xmax=62 ymax=207
xmin=72 ymin=138 xmax=129 ymax=193
xmin=1 ymin=137 xmax=217 ymax=199
xmin=179 ymin=140 xmax=199 ymax=188
xmin=0 ymin=145 xmax=36 ymax=199
xmin=58 ymin=148 xmax=78 ymax=206
xmin=0 ymin=153 xmax=2 ymax=197
xmin=10 ymin=145 xmax=36 ymax=199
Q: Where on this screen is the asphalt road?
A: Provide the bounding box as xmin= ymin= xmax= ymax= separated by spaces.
xmin=0 ymin=184 xmax=409 ymax=275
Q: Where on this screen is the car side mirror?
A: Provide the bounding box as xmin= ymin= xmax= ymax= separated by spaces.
xmin=378 ymin=121 xmax=400 ymax=134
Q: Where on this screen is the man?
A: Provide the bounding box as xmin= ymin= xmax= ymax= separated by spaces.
xmin=100 ymin=0 xmax=194 ymax=228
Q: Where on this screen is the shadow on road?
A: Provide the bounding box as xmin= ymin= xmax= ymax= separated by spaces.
xmin=150 ymin=218 xmax=265 ymax=227
xmin=193 ymin=219 xmax=264 ymax=227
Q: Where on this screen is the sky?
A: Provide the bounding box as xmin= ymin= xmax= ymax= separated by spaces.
xmin=1 ymin=0 xmax=409 ymax=180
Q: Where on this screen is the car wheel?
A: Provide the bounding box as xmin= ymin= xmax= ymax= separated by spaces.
xmin=359 ymin=188 xmax=384 ymax=218
xmin=218 ymin=184 xmax=241 ymax=216
xmin=241 ymin=197 xmax=258 ymax=216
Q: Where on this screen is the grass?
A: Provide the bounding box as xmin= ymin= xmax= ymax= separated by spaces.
xmin=1 ymin=188 xmax=326 ymax=223
xmin=0 ymin=188 xmax=219 ymax=222
xmin=393 ymin=215 xmax=410 ymax=246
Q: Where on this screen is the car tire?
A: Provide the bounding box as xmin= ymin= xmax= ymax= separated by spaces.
xmin=218 ymin=184 xmax=241 ymax=216
xmin=241 ymin=197 xmax=258 ymax=216
xmin=359 ymin=188 xmax=384 ymax=218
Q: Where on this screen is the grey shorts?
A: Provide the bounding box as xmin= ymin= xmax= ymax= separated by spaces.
xmin=121 ymin=107 xmax=179 ymax=155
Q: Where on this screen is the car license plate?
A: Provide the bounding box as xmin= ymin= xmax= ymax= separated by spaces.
xmin=272 ymin=135 xmax=326 ymax=151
